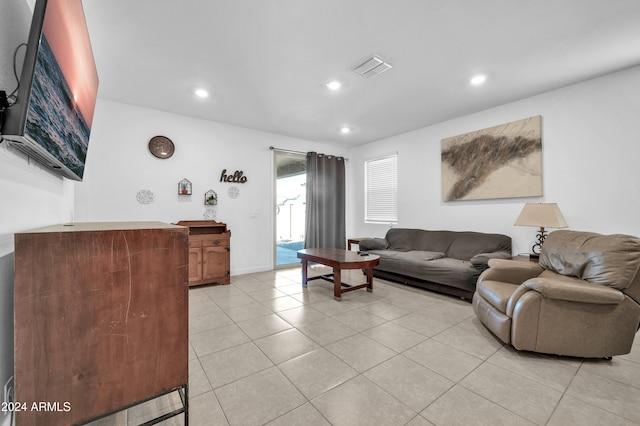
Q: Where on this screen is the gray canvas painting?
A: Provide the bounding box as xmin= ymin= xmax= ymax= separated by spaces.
xmin=441 ymin=116 xmax=542 ymax=201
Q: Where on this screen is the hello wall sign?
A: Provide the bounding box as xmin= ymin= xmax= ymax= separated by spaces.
xmin=220 ymin=169 xmax=248 ymax=183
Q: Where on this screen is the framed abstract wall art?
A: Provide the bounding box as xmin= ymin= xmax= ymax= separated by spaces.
xmin=441 ymin=115 xmax=542 ymax=201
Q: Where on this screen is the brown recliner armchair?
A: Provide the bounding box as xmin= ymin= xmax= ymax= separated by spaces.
xmin=473 ymin=230 xmax=640 ymax=358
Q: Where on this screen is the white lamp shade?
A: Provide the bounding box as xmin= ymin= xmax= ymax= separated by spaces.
xmin=514 ymin=203 xmax=568 ymax=228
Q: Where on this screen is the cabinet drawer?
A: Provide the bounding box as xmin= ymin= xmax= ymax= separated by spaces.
xmin=202 ymin=234 xmax=230 ymax=247
xmin=189 ymin=239 xmax=204 ymax=248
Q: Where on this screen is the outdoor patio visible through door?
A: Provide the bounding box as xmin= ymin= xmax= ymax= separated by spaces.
xmin=274 ymin=151 xmax=306 ymax=267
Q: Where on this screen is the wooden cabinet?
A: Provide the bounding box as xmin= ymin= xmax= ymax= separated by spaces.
xmin=13 ymin=222 xmax=189 ymax=426
xmin=177 ymin=220 xmax=231 ymax=286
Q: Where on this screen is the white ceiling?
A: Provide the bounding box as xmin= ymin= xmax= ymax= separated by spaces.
xmin=82 ymin=0 xmax=640 ymax=147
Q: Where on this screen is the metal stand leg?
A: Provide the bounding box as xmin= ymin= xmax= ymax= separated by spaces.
xmin=136 ymin=385 xmax=189 ymax=426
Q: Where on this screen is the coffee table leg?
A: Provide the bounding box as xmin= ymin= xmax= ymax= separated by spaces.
xmin=301 ymin=259 xmax=308 ymax=288
xmin=333 ymin=267 xmax=342 ymax=301
xmin=365 ymin=267 xmax=373 ymax=292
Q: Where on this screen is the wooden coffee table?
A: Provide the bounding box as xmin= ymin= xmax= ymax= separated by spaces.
xmin=297 ymin=248 xmax=380 ymax=301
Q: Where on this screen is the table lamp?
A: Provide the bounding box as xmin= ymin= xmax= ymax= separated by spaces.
xmin=514 ymin=203 xmax=568 ymax=258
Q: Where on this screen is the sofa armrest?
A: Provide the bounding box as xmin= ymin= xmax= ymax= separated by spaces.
xmin=478 ymin=258 xmax=544 ymax=285
xmin=522 ymin=277 xmax=625 ymax=305
xmin=470 ymin=251 xmax=513 ymax=270
xmin=358 ymin=237 xmax=388 ymax=251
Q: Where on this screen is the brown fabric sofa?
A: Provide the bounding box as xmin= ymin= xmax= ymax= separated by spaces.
xmin=358 ymin=228 xmax=512 ymax=300
xmin=473 ymin=230 xmax=640 ymax=358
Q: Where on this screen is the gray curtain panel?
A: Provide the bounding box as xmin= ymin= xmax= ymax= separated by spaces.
xmin=305 ymin=152 xmax=346 ymax=249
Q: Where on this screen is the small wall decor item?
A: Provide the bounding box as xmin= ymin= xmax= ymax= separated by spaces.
xmin=441 ymin=115 xmax=542 ymax=201
xmin=203 ymin=208 xmax=216 ymax=220
xmin=204 ymin=190 xmax=218 ymax=205
xmin=178 ymin=178 xmax=192 ymax=195
xmin=228 ymin=186 xmax=240 ymax=199
xmin=220 ymin=169 xmax=248 ymax=183
xmin=148 ymin=135 xmax=175 ymax=159
xmin=136 ymin=189 xmax=155 ymax=204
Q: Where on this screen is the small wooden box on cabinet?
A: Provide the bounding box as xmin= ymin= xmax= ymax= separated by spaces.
xmin=176 ymin=220 xmax=231 ymax=286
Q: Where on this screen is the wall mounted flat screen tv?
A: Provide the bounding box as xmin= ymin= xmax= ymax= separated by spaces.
xmin=1 ymin=0 xmax=98 ymax=181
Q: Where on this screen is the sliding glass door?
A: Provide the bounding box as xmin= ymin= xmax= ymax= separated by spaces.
xmin=274 ymin=151 xmax=306 ymax=267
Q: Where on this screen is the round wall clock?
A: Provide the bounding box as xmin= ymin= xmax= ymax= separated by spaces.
xmin=148 ymin=136 xmax=175 ymax=159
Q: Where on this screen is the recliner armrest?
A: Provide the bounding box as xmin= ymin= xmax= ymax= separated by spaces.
xmin=522 ymin=277 xmax=625 ymax=305
xmin=478 ymin=258 xmax=544 ymax=285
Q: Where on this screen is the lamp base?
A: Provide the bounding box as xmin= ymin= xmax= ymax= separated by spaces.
xmin=531 ymin=227 xmax=548 ymax=258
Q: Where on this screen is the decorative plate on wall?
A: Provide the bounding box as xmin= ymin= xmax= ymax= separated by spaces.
xmin=148 ymin=136 xmax=175 ymax=159
xmin=136 ymin=189 xmax=155 ymax=204
xmin=203 ymin=208 xmax=216 ymax=220
xmin=228 ymin=186 xmax=240 ymax=199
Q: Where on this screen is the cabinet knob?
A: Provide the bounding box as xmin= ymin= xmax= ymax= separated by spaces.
xmin=213 ymin=240 xmax=220 ymax=245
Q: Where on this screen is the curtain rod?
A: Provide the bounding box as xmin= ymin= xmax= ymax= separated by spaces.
xmin=269 ymin=146 xmax=349 ymax=161
xmin=269 ymin=146 xmax=305 ymax=155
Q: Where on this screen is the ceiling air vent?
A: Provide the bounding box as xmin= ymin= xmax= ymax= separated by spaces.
xmin=352 ymin=54 xmax=393 ymax=78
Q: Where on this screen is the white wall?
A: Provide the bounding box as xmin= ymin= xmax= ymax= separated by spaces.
xmin=1 ymin=2 xmax=72 ymax=425
xmin=75 ymin=99 xmax=348 ymax=274
xmin=347 ymin=66 xmax=640 ymax=256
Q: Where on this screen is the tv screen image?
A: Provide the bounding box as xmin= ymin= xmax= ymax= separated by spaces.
xmin=27 ymin=35 xmax=91 ymax=179
xmin=1 ymin=0 xmax=98 ymax=181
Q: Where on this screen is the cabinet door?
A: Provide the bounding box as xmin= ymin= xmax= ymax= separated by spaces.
xmin=202 ymin=246 xmax=229 ymax=280
xmin=188 ymin=247 xmax=203 ymax=282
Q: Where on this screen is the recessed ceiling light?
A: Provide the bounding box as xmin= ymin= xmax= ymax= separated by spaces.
xmin=340 ymin=127 xmax=351 ymax=134
xmin=194 ymin=88 xmax=209 ymax=98
xmin=470 ymin=74 xmax=487 ymax=86
xmin=326 ymin=80 xmax=342 ymax=90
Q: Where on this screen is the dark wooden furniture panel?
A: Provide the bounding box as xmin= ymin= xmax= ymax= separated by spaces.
xmin=177 ymin=220 xmax=231 ymax=286
xmin=14 ymin=222 xmax=189 ymax=426
xmin=347 ymin=238 xmax=363 ymax=251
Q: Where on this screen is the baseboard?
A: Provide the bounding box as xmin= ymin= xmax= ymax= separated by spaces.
xmin=230 ymin=265 xmax=274 ymax=276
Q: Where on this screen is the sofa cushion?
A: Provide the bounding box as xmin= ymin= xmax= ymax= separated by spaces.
xmin=368 ymin=250 xmax=445 ymax=262
xmin=539 ymin=230 xmax=640 ymax=290
xmin=385 ymin=229 xmax=455 ymax=253
xmin=447 ymin=231 xmax=513 ymax=261
xmin=396 ymin=250 xmax=445 ymax=262
xmin=374 ymin=254 xmax=478 ymax=290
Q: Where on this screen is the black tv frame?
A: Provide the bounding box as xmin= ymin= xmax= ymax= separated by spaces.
xmin=0 ymin=0 xmax=98 ymax=181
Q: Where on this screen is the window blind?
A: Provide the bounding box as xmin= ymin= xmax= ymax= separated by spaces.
xmin=365 ymin=154 xmax=398 ymax=223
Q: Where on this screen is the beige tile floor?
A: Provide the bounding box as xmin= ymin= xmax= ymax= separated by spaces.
xmin=89 ymin=266 xmax=640 ymax=426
